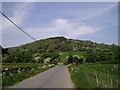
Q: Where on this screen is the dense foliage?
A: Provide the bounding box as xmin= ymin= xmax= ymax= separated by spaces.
xmin=64 ymin=51 xmax=119 ymax=64
xmin=3 ymin=50 xmax=33 ymax=63
xmin=85 ymin=51 xmax=120 ymax=63
xmin=40 ymin=52 xmax=60 ymax=65
xmin=3 ymin=50 xmax=60 ymax=65
xmin=64 ymin=53 xmax=85 ymax=64
xmin=2 ymin=37 xmax=120 ymax=64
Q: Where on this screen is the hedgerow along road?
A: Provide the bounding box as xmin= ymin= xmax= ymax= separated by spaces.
xmin=8 ymin=65 xmax=74 ymax=88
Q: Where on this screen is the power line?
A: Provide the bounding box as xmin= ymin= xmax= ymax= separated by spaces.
xmin=0 ymin=11 xmax=36 ymax=41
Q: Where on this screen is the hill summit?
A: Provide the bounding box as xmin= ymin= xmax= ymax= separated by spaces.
xmin=3 ymin=36 xmax=118 ymax=54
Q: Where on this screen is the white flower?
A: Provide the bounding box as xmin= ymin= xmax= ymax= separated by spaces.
xmin=2 ymin=72 xmax=6 ymax=75
xmin=44 ymin=58 xmax=51 ymax=64
xmin=42 ymin=65 xmax=47 ymax=68
xmin=59 ymin=53 xmax=63 ymax=55
xmin=48 ymin=65 xmax=52 ymax=66
xmin=18 ymin=68 xmax=21 ymax=73
xmin=34 ymin=57 xmax=40 ymax=60
xmin=5 ymin=68 xmax=8 ymax=70
xmin=73 ymin=55 xmax=80 ymax=59
xmin=71 ymin=68 xmax=74 ymax=71
xmin=31 ymin=68 xmax=34 ymax=71
xmin=66 ymin=56 xmax=69 ymax=60
xmin=67 ymin=64 xmax=70 ymax=67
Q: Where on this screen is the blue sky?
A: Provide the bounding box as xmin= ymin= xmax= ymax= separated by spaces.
xmin=2 ymin=2 xmax=118 ymax=48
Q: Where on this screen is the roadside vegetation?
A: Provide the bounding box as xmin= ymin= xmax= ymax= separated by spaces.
xmin=2 ymin=64 xmax=54 ymax=88
xmin=68 ymin=64 xmax=119 ymax=88
xmin=65 ymin=52 xmax=119 ymax=88
xmin=2 ymin=51 xmax=59 ymax=88
xmin=1 ymin=37 xmax=120 ymax=88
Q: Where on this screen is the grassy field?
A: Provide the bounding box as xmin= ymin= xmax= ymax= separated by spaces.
xmin=68 ymin=64 xmax=119 ymax=88
xmin=2 ymin=63 xmax=54 ymax=88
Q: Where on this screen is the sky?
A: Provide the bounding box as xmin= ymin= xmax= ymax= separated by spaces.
xmin=1 ymin=2 xmax=118 ymax=48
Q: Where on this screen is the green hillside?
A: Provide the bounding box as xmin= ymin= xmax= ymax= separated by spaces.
xmin=2 ymin=37 xmax=120 ymax=88
xmin=2 ymin=36 xmax=119 ymax=54
xmin=2 ymin=36 xmax=120 ymax=64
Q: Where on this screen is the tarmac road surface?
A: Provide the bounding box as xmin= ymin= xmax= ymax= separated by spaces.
xmin=8 ymin=65 xmax=74 ymax=88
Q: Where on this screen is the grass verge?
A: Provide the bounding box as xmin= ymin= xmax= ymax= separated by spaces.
xmin=3 ymin=66 xmax=54 ymax=88
xmin=68 ymin=64 xmax=119 ymax=88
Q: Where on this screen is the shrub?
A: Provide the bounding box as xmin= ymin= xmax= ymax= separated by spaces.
xmin=65 ymin=53 xmax=85 ymax=64
xmin=3 ymin=50 xmax=33 ymax=63
xmin=85 ymin=51 xmax=118 ymax=63
xmin=40 ymin=52 xmax=60 ymax=65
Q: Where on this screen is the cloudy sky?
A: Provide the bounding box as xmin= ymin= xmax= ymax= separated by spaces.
xmin=2 ymin=2 xmax=118 ymax=48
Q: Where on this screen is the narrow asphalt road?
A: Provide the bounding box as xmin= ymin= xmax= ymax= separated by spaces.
xmin=8 ymin=65 xmax=74 ymax=88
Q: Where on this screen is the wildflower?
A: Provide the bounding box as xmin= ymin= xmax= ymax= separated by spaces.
xmin=18 ymin=68 xmax=21 ymax=73
xmin=5 ymin=68 xmax=8 ymax=70
xmin=44 ymin=58 xmax=51 ymax=64
xmin=73 ymin=55 xmax=80 ymax=59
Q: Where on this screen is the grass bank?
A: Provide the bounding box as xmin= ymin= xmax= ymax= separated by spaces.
xmin=68 ymin=64 xmax=119 ymax=88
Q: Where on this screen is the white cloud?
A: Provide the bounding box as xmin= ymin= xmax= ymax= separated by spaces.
xmin=54 ymin=18 xmax=68 ymax=25
xmin=27 ymin=18 xmax=100 ymax=39
xmin=2 ymin=2 xmax=117 ymax=47
xmin=2 ymin=3 xmax=32 ymax=30
xmin=2 ymin=3 xmax=34 ymax=47
xmin=80 ymin=3 xmax=117 ymax=21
